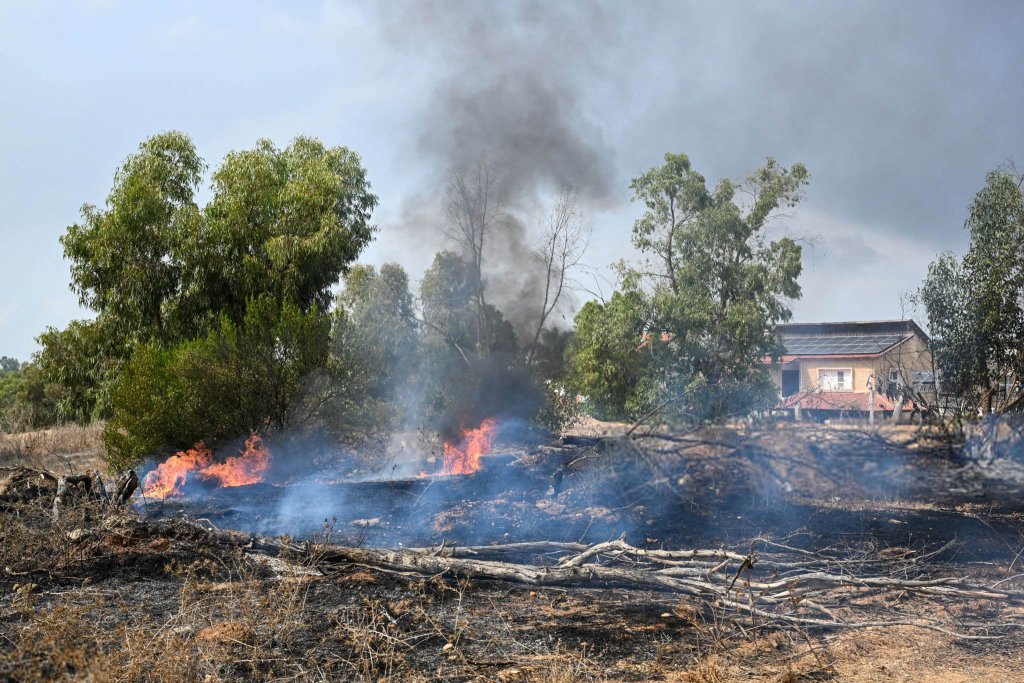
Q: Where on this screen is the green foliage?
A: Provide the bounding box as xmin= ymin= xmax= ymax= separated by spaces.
xmin=566 ymin=292 xmax=650 ymax=420
xmin=0 ymin=358 xmax=20 ymax=420
xmin=631 ymin=154 xmax=805 ymax=380
xmin=329 ymin=263 xmax=420 ymax=432
xmin=62 ymin=131 xmax=205 ymax=345
xmin=533 ymin=380 xmax=583 ymax=436
xmin=419 ymin=251 xmax=517 ymax=356
xmin=199 ymin=136 xmax=378 ymax=326
xmin=104 ymin=297 xmax=330 ymax=469
xmin=34 ymin=319 xmax=121 ymax=423
xmin=62 ymin=132 xmax=376 ymax=344
xmin=918 ymin=253 xmax=982 ymax=415
xmin=0 ymin=357 xmax=69 ymax=433
xmin=46 ymin=132 xmax=377 ymax=431
xmin=0 ymin=365 xmax=25 ymax=433
xmin=919 ymin=168 xmax=1024 ymax=414
xmin=10 ymin=364 xmax=63 ymax=431
xmin=568 ymin=153 xmax=808 ymax=423
xmin=416 ymin=251 xmax=522 ymax=426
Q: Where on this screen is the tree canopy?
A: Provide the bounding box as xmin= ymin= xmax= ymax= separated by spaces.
xmin=330 ymin=263 xmax=420 ymax=429
xmin=919 ymin=168 xmax=1024 ymax=414
xmin=568 ymin=153 xmax=808 ymax=422
xmin=40 ymin=132 xmax=377 ymax=431
xmin=61 ymin=132 xmax=377 ymax=346
xmin=104 ymin=296 xmax=330 ymax=469
xmin=419 ymin=250 xmax=517 ymax=359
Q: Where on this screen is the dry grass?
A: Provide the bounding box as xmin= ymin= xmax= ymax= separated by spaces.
xmin=0 ymin=485 xmax=608 ymax=682
xmin=0 ymin=422 xmax=106 ymax=473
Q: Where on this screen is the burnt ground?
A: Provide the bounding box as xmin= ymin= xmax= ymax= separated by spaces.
xmin=2 ymin=422 xmax=1024 ymax=681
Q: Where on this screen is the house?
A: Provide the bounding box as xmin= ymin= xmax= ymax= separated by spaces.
xmin=766 ymin=320 xmax=934 ymax=419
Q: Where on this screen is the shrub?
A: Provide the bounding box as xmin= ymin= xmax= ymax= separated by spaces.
xmin=103 ymin=297 xmax=329 ymax=469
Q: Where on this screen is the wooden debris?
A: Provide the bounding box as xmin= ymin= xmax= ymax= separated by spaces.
xmin=52 ymin=474 xmax=94 ymax=521
xmin=110 ymin=470 xmax=138 ymax=507
xmin=278 ymin=536 xmax=1024 ymax=640
xmin=51 ymin=469 xmax=137 ymax=520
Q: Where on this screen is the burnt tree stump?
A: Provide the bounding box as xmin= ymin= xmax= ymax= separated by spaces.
xmin=52 ymin=474 xmax=94 ymax=521
xmin=111 ymin=470 xmax=139 ymax=507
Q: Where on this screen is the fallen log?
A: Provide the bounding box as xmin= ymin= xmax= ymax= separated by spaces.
xmin=300 ymin=539 xmax=1024 ymax=639
xmin=161 ymin=516 xmax=1024 ymax=640
xmin=312 ymin=541 xmax=1024 ymax=599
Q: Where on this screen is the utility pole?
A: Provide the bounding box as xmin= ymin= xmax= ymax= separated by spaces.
xmin=869 ymin=378 xmax=875 ymax=427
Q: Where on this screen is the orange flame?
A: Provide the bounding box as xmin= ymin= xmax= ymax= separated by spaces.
xmin=442 ymin=418 xmax=497 ymax=475
xmin=143 ymin=434 xmax=271 ymax=499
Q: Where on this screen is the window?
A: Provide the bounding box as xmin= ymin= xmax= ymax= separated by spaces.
xmin=888 ymin=368 xmax=901 ymax=383
xmin=818 ymin=368 xmax=852 ymax=391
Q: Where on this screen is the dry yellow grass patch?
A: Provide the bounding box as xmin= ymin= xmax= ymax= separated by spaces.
xmin=0 ymin=422 xmax=106 ymax=473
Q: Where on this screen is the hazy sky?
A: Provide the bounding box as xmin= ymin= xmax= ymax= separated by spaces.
xmin=2 ymin=0 xmax=1022 ymax=360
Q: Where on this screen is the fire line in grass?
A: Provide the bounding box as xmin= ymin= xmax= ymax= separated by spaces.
xmin=442 ymin=418 xmax=498 ymax=475
xmin=142 ymin=434 xmax=271 ymax=499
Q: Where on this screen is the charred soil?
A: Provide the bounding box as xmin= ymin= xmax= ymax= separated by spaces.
xmin=2 ymin=423 xmax=1023 ymax=681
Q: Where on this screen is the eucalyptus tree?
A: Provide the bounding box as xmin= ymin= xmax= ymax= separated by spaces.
xmin=61 ymin=131 xmax=204 ymax=345
xmin=919 ymin=168 xmax=1024 ymax=415
xmin=569 ymin=153 xmax=809 ymax=422
xmin=328 ymin=263 xmax=421 ymax=431
xmin=61 ymin=132 xmax=376 ymax=344
xmin=41 ymin=132 xmax=377 ymax=429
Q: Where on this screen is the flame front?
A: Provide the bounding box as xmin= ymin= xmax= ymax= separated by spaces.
xmin=143 ymin=434 xmax=271 ymax=499
xmin=141 ymin=442 xmax=213 ymax=499
xmin=442 ymin=418 xmax=497 ymax=475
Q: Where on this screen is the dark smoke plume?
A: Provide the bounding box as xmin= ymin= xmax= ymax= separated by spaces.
xmin=376 ymin=0 xmax=619 ymax=334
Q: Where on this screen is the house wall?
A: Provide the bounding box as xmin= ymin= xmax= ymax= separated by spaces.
xmin=881 ymin=334 xmax=932 ymax=381
xmin=798 ymin=357 xmax=878 ymax=392
xmin=771 ymin=335 xmax=933 ymax=394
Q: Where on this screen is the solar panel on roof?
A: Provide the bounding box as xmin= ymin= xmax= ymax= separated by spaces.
xmin=780 ymin=333 xmax=908 ymax=355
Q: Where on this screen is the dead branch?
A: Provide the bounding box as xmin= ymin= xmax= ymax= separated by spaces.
xmin=292 ymin=537 xmax=1024 ymax=640
xmin=141 ymin=515 xmax=1024 ymax=642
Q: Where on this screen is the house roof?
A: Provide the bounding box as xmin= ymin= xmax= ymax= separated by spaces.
xmin=777 ymin=319 xmax=927 ymax=357
xmin=780 ymin=333 xmax=909 ymax=355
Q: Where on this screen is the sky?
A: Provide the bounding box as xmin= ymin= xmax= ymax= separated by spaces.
xmin=1 ymin=0 xmax=1022 ymax=360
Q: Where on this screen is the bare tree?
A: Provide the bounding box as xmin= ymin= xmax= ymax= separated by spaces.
xmin=442 ymin=157 xmax=503 ymax=352
xmin=526 ymin=187 xmax=590 ymax=365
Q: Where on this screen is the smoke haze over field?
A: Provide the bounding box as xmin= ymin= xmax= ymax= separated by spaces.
xmin=3 ymin=1 xmax=1024 ymax=357
xmin=373 ymin=1 xmax=618 ymax=335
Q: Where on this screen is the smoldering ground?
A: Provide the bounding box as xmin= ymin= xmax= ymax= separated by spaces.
xmin=133 ymin=423 xmax=1024 ymax=571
